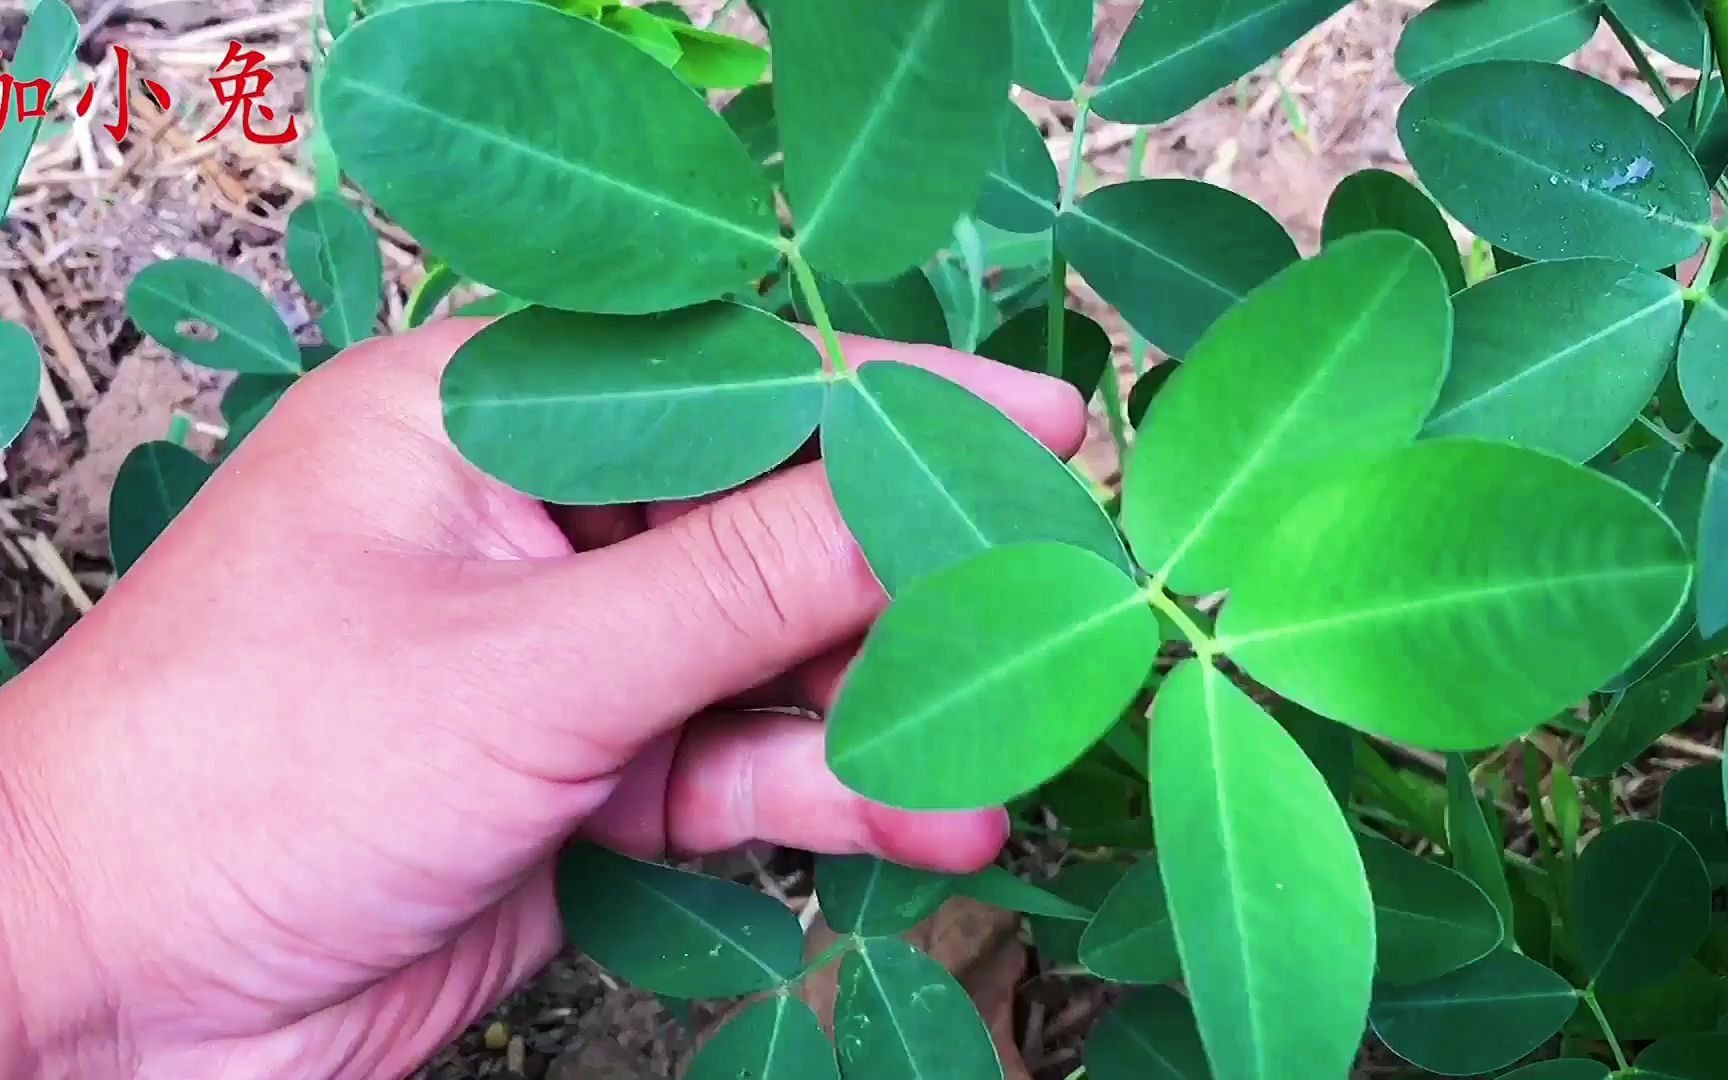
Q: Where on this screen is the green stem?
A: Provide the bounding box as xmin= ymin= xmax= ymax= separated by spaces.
xmin=1605 ymin=7 xmax=1676 ymax=108
xmin=1689 ymin=223 xmax=1728 ymax=301
xmin=1635 ymin=412 xmax=1690 ymax=451
xmin=1058 ymin=98 xmax=1092 ymax=214
xmin=786 ymin=246 xmax=848 ymax=375
xmin=1521 ymin=742 xmax=1558 ymax=871
xmin=1583 ymin=987 xmax=1632 ymax=1071
xmin=1586 ymin=775 xmax=1618 ymax=826
xmin=1146 ymin=587 xmax=1216 ymax=660
xmin=1695 ymin=30 xmax=1715 ymax=134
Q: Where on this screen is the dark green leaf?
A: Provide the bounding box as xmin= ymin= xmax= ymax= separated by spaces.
xmin=775 ymin=0 xmax=1011 ymax=281
xmin=0 ymin=322 xmax=41 ymax=449
xmin=324 ymin=0 xmax=354 ymax=34
xmin=821 ymin=362 xmax=1129 ymax=593
xmin=556 ymin=843 xmax=803 ymax=997
xmin=1010 ymin=0 xmax=1091 ymax=99
xmin=1606 ymin=445 xmax=1712 ymax=685
xmin=220 ymin=373 xmax=297 ymax=451
xmin=1679 ymin=285 xmax=1728 ymax=444
xmin=952 ymin=865 xmax=1092 ymax=921
xmin=127 ymin=259 xmax=301 ymax=374
xmin=828 ymin=543 xmax=1159 ymax=809
xmin=977 ymin=104 xmax=1057 ymax=235
xmin=1572 ymin=959 xmax=1720 ymax=1040
xmin=1663 ymin=80 xmax=1728 ymax=184
xmin=1057 ymin=179 xmax=1299 ymax=359
xmin=795 ymin=271 xmax=950 ymax=347
xmin=722 ymin=82 xmax=778 ymax=163
xmin=0 ymin=0 xmax=77 ymax=215
xmin=1394 ymin=0 xmax=1599 ymax=84
xmin=286 ymin=194 xmax=381 ymax=349
xmin=1219 ymin=440 xmax=1693 ymax=749
xmin=1321 ymin=168 xmax=1466 ymax=292
xmin=1122 ymin=232 xmax=1451 ymax=595
xmin=687 ymin=997 xmax=839 ymax=1080
xmin=976 ymin=307 xmax=1110 ymax=397
xmin=1636 ymin=1033 xmax=1728 ymax=1079
xmin=1574 ymin=819 xmax=1711 ymax=992
xmin=1660 ymin=762 xmax=1728 ymax=880
xmin=1126 ymin=364 xmax=1175 ymax=428
xmin=1029 ymin=860 xmax=1129 ymax=966
xmin=1360 ymin=832 xmax=1502 ymax=986
xmin=1092 ymin=0 xmax=1350 ymax=123
xmin=1077 ymin=856 xmax=1180 ymax=984
xmin=1574 ymin=664 xmax=1706 ymax=777
xmin=1274 ymin=703 xmax=1355 ymax=806
xmin=925 ymin=257 xmax=1001 ymax=353
xmin=1400 ymin=61 xmax=1711 ymax=269
xmin=835 ymin=937 xmax=1002 ymax=1080
xmin=1150 ymin=660 xmax=1374 ymax=1080
xmin=1368 ymin=949 xmax=1579 ymax=1075
xmin=815 ymin=855 xmax=952 ymax=937
xmin=108 ymin=442 xmax=216 ymax=575
xmin=1607 ymin=0 xmax=1709 ymax=66
xmin=1498 ymin=1059 xmax=1611 ymax=1080
xmin=1423 ymin=259 xmax=1683 ymax=462
xmin=1443 ymin=755 xmax=1515 ymax=949
xmin=442 ymin=304 xmax=824 ymax=505
xmin=1082 ymin=987 xmax=1211 ymax=1080
xmin=323 ymin=1 xmax=780 ymax=313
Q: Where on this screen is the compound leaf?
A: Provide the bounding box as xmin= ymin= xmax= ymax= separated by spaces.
xmin=108 ymin=441 xmax=216 ymax=575
xmin=835 ymin=936 xmax=1002 ymax=1080
xmin=1150 ymin=661 xmax=1373 ymax=1080
xmin=0 ymin=322 xmax=41 ymax=449
xmin=556 ymin=843 xmax=803 ymax=997
xmin=827 ymin=543 xmax=1160 ymax=810
xmin=1394 ymin=0 xmax=1600 ymax=84
xmin=687 ymin=996 xmax=838 ymax=1080
xmin=442 ymin=303 xmax=824 ymax=505
xmin=0 ymin=0 xmax=77 ymax=215
xmin=1573 ymin=819 xmax=1711 ymax=993
xmin=1424 ymin=259 xmax=1683 ymax=462
xmin=776 ymin=0 xmax=1011 ymax=281
xmin=795 ymin=271 xmax=951 ymax=347
xmin=127 ymin=259 xmax=302 ymax=375
xmin=815 ymin=855 xmax=953 ymax=937
xmin=1359 ymin=832 xmax=1502 ymax=986
xmin=821 ymin=361 xmax=1130 ymax=594
xmin=1321 ymin=168 xmax=1465 ymax=292
xmin=1082 ymin=987 xmax=1211 ymax=1080
xmin=323 ymin=0 xmax=780 ymax=313
xmin=1443 ymin=755 xmax=1515 ymax=947
xmin=1574 ymin=663 xmax=1707 ymax=777
xmin=976 ymin=103 xmax=1059 ymax=235
xmin=1058 ymin=178 xmax=1298 ymax=359
xmin=1400 ymin=60 xmax=1711 ymax=270
xmin=1368 ymin=949 xmax=1579 ymax=1075
xmin=1010 ymin=0 xmax=1091 ymax=99
xmin=976 ymin=307 xmax=1111 ymax=398
xmin=1122 ymin=231 xmax=1450 ymax=595
xmin=1219 ymin=440 xmax=1693 ymax=749
xmin=286 ymin=194 xmax=382 ymax=349
xmin=1077 ymin=856 xmax=1180 ymax=984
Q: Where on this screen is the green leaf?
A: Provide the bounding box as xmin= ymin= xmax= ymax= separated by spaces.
xmin=0 ymin=323 xmax=41 ymax=449
xmin=1077 ymin=856 xmax=1180 ymax=984
xmin=951 ymin=865 xmax=1092 ymax=921
xmin=405 ymin=261 xmax=461 ymax=329
xmin=1662 ymin=80 xmax=1728 ymax=185
xmin=1082 ymin=987 xmax=1211 ymax=1080
xmin=0 ymin=0 xmax=77 ymax=215
xmin=687 ymin=996 xmax=838 ymax=1080
xmin=1057 ymin=179 xmax=1299 ymax=359
xmin=1218 ymin=440 xmax=1694 ymax=749
xmin=1092 ymin=0 xmax=1349 ymax=123
xmin=556 ymin=843 xmax=803 ymax=997
xmin=976 ymin=104 xmax=1058 ymax=235
xmin=976 ymin=307 xmax=1110 ymax=398
xmin=794 ymin=271 xmax=950 ymax=347
xmin=1360 ymin=832 xmax=1502 ymax=986
xmin=925 ymin=256 xmax=1001 ymax=353
xmin=1150 ymin=660 xmax=1374 ymax=1080
xmin=604 ymin=6 xmax=686 ymax=68
xmin=127 ymin=260 xmax=302 ymax=375
xmin=1029 ymin=860 xmax=1129 ymax=965
xmin=442 ymin=304 xmax=824 ymax=505
xmin=1679 ymin=285 xmax=1728 ymax=444
xmin=1443 ymin=755 xmax=1516 ymax=950
xmin=827 ymin=543 xmax=1160 ymax=810
xmin=820 ymin=362 xmax=1130 ymax=593
xmin=1127 ymin=364 xmax=1176 ymax=429
xmin=1009 ymin=0 xmax=1091 ymax=99
xmin=1573 ymin=819 xmax=1711 ymax=992
xmin=1368 ymin=949 xmax=1580 ymax=1075
xmin=1573 ymin=664 xmax=1706 ymax=777
xmin=1497 ymin=1059 xmax=1610 ymax=1080
xmin=815 ymin=855 xmax=952 ymax=937
xmin=665 ymin=21 xmax=770 ymax=89
xmin=1274 ymin=703 xmax=1355 ymax=806
xmin=1571 ymin=958 xmax=1720 ymax=1040
xmin=324 ymin=0 xmax=354 ymax=37
xmin=1636 ymin=1033 xmax=1728 ymax=1079
xmin=1122 ymin=231 xmax=1451 ymax=595
xmin=775 ymin=0 xmax=1011 ymax=281
xmin=1423 ymin=259 xmax=1684 ymax=462
xmin=286 ymin=195 xmax=381 ymax=350
xmin=723 ymin=82 xmax=778 ymax=163
xmin=220 ymin=373 xmax=297 ymax=451
xmin=108 ymin=442 xmax=216 ymax=575
xmin=1606 ymin=0 xmax=1709 ymax=66
xmin=1399 ymin=61 xmax=1711 ymax=270
xmin=1393 ymin=0 xmax=1600 ymax=84
xmin=1321 ymin=169 xmax=1466 ymax=292
xmin=1660 ymin=762 xmax=1728 ymax=880
xmin=835 ymin=937 xmax=1003 ymax=1080
xmin=323 ymin=0 xmax=780 ymax=313
xmin=1605 ymin=445 xmax=1711 ymax=686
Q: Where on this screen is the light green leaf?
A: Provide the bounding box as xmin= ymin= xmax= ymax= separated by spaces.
xmin=286 ymin=195 xmax=382 ymax=349
xmin=1218 ymin=440 xmax=1693 ymax=749
xmin=1122 ymin=231 xmax=1451 ymax=595
xmin=127 ymin=260 xmax=302 ymax=375
xmin=1574 ymin=664 xmax=1706 ymax=777
xmin=1057 ymin=178 xmax=1299 ymax=359
xmin=665 ymin=21 xmax=770 ymax=89
xmin=1573 ymin=819 xmax=1711 ymax=992
xmin=1636 ymin=1033 xmax=1728 ymax=1079
xmin=687 ymin=996 xmax=838 ymax=1080
xmin=821 ymin=362 xmax=1130 ymax=594
xmin=815 ymin=855 xmax=953 ymax=937
xmin=1443 ymin=755 xmax=1515 ymax=949
xmin=322 ymin=0 xmax=780 ymax=313
xmin=775 ymin=0 xmax=1011 ymax=281
xmin=1321 ymin=168 xmax=1466 ymax=292
xmin=1359 ymin=832 xmax=1502 ymax=986
xmin=0 ymin=323 xmax=41 ymax=449
xmin=925 ymin=256 xmax=1001 ymax=353
xmin=795 ymin=271 xmax=950 ymax=347
xmin=836 ymin=937 xmax=1003 ymax=1080
xmin=0 ymin=0 xmax=77 ymax=216
xmin=976 ymin=104 xmax=1058 ymax=235
xmin=976 ymin=307 xmax=1111 ymax=398
xmin=1679 ymin=285 xmax=1728 ymax=443
xmin=1423 ymin=259 xmax=1683 ymax=462
xmin=952 ymin=865 xmax=1093 ymax=921
xmin=1500 ymin=1059 xmax=1610 ymax=1080
xmin=405 ymin=261 xmax=461 ymax=329
xmin=220 ymin=373 xmax=297 ymax=452
xmin=1010 ymin=0 xmax=1091 ymax=99
xmin=827 ymin=542 xmax=1160 ymax=811
xmin=1077 ymin=856 xmax=1180 ymax=984
xmin=1394 ymin=0 xmax=1600 ymax=84
xmin=1399 ymin=60 xmax=1711 ymax=269
xmin=108 ymin=442 xmax=216 ymax=576
xmin=1662 ymin=79 xmax=1728 ymax=184
xmin=1092 ymin=0 xmax=1350 ymax=123
xmin=442 ymin=303 xmax=824 ymax=505
xmin=556 ymin=843 xmax=803 ymax=997
xmin=1150 ymin=661 xmax=1373 ymax=1080
xmin=1082 ymin=987 xmax=1211 ymax=1080
xmin=1607 ymin=0 xmax=1709 ymax=66
xmin=1368 ymin=949 xmax=1579 ymax=1075
xmin=600 ymin=6 xmax=684 ymax=68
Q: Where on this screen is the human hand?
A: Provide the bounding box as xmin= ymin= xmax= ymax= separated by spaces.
xmin=0 ymin=318 xmax=1087 ymax=1079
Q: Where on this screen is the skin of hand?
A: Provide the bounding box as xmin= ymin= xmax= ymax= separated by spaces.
xmin=0 ymin=318 xmax=1088 ymax=1080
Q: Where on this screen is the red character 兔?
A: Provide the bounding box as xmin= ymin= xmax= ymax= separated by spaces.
xmin=199 ymin=39 xmax=297 ymax=145
xmin=0 ymin=72 xmax=53 ymax=131
xmin=75 ymin=46 xmax=171 ymax=142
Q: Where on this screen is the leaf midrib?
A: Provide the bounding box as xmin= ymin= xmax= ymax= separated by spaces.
xmin=1381 ymin=985 xmax=1577 ymax=1011
xmin=310 ymin=201 xmax=370 ymax=346
xmin=1404 ymin=4 xmax=1594 ymax=82
xmin=1586 ymin=841 xmax=1679 ymax=984
xmin=1096 ymin=0 xmax=1319 ymax=100
xmin=1061 ymin=203 xmax=1245 ymax=306
xmin=136 ymin=278 xmax=299 ymax=373
xmin=849 ymin=374 xmax=992 ymax=549
xmin=623 ymin=874 xmax=788 ymax=985
xmin=858 ymin=945 xmax=926 ymax=1078
xmin=1022 ymin=0 xmax=1082 ymax=93
xmin=449 ymin=371 xmax=824 ymax=411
